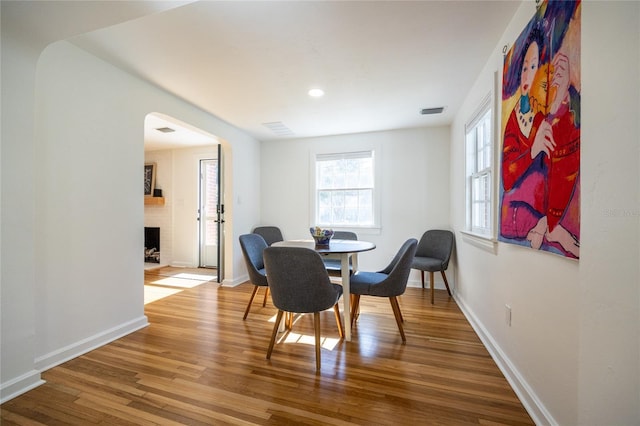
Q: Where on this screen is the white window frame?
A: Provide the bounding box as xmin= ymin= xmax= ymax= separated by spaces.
xmin=465 ymin=93 xmax=495 ymax=239
xmin=310 ymin=149 xmax=380 ymax=231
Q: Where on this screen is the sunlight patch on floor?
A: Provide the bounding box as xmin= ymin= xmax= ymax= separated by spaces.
xmin=144 ymin=270 xmax=216 ymax=304
xmin=278 ymin=331 xmax=340 ymax=350
xmin=171 ymin=272 xmax=217 ymax=281
xmin=268 ymin=312 xmax=340 ymax=350
xmin=144 ymin=286 xmax=182 ymax=304
xmin=150 ymin=276 xmax=212 ymax=288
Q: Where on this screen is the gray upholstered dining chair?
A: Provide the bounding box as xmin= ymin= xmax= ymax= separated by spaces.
xmin=263 ymin=246 xmax=344 ymax=371
xmin=252 ymin=226 xmax=284 ymax=246
xmin=323 ymin=230 xmax=358 ymax=276
xmin=411 ymin=230 xmax=454 ymax=304
xmin=333 ymin=231 xmax=358 ymax=240
xmin=349 ymin=238 xmax=418 ymax=343
xmin=239 ymin=233 xmax=270 ymax=320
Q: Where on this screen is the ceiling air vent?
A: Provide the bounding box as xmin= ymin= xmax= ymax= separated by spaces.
xmin=420 ymin=107 xmax=445 ymax=115
xmin=155 ymin=127 xmax=175 ymax=133
xmin=262 ymin=121 xmax=295 ymax=136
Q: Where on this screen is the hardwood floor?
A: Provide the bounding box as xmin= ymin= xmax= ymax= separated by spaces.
xmin=2 ymin=267 xmax=533 ymax=425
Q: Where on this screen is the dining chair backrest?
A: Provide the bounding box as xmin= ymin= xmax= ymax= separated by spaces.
xmin=323 ymin=230 xmax=357 ymax=274
xmin=252 ymin=226 xmax=284 ymax=246
xmin=368 ymin=238 xmax=418 ymax=297
xmin=416 ymin=230 xmax=454 ymax=270
xmin=239 ymin=233 xmax=269 ymax=287
xmin=333 ymin=231 xmax=358 ymax=240
xmin=263 ymin=246 xmax=341 ymax=313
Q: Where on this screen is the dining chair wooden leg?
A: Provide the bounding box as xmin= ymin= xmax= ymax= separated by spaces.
xmin=421 ymin=270 xmax=425 ymax=288
xmin=243 ymin=285 xmax=260 ymax=320
xmin=267 ymin=310 xmax=284 ymax=359
xmin=333 ymin=304 xmax=344 ymax=338
xmin=397 ymin=296 xmax=404 ymax=323
xmin=284 ymin=312 xmax=293 ymax=330
xmin=350 ymin=294 xmax=361 ymax=327
xmin=350 ymin=294 xmax=361 ymax=319
xmin=430 ymin=271 xmax=435 ymax=304
xmin=441 ymin=271 xmax=452 ymax=297
xmin=314 ymin=312 xmax=321 ymax=371
xmin=262 ymin=287 xmax=270 ymax=306
xmin=389 ymin=296 xmax=406 ymax=343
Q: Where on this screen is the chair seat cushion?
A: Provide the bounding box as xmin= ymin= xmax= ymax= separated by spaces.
xmin=323 ymin=259 xmax=353 ymax=275
xmin=323 ymin=259 xmax=342 ymax=270
xmin=349 ymin=271 xmax=389 ymax=295
xmin=411 ymin=256 xmax=444 ymax=272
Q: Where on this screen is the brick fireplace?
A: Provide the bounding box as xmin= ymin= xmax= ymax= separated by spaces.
xmin=144 ymin=227 xmax=160 ymax=263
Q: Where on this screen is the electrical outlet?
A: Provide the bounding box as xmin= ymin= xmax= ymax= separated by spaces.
xmin=505 ymin=304 xmax=512 ymax=326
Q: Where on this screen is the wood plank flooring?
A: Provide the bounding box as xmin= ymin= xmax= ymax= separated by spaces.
xmin=2 ymin=267 xmax=533 ymax=425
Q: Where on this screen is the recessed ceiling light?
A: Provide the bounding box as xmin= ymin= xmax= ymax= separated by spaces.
xmin=308 ymin=88 xmax=325 ymax=98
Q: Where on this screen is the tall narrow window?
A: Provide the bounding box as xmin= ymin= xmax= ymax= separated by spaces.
xmin=315 ymin=151 xmax=375 ymax=227
xmin=466 ymin=97 xmax=493 ymax=237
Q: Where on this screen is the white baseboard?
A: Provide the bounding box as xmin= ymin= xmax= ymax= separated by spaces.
xmin=1 ymin=315 xmax=149 ymax=404
xmin=0 ymin=369 xmax=45 ymax=404
xmin=453 ymin=294 xmax=555 ymax=426
xmin=170 ymin=261 xmax=197 ymax=268
xmin=34 ymin=315 xmax=149 ymax=373
xmin=221 ymin=273 xmax=248 ymax=287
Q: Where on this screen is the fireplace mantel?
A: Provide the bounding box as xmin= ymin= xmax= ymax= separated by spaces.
xmin=145 ymin=197 xmax=165 ymax=206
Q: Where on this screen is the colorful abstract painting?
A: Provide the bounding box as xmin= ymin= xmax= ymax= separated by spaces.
xmin=499 ymin=0 xmax=581 ymax=259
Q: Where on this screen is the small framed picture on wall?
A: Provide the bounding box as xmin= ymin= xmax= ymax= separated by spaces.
xmin=144 ymin=163 xmax=156 ymax=197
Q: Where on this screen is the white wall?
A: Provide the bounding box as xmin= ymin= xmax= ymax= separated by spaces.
xmin=450 ymin=2 xmax=640 ymax=425
xmin=577 ymin=2 xmax=639 ymax=424
xmin=32 ymin=39 xmax=260 ymax=368
xmin=1 ymin=0 xmax=189 ymax=402
xmin=1 ymin=6 xmax=44 ymax=400
xmin=260 ymin=127 xmax=451 ymax=286
xmin=34 ymin=41 xmax=149 ymax=368
xmin=2 ymin=27 xmax=261 ymax=402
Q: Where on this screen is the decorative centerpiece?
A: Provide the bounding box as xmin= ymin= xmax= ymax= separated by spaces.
xmin=310 ymin=227 xmax=334 ymax=246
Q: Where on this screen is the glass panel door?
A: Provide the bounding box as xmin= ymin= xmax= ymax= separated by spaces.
xmin=199 ymin=159 xmax=218 ymax=268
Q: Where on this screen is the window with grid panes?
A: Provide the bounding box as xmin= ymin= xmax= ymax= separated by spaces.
xmin=466 ymin=99 xmax=493 ymax=236
xmin=315 ymin=151 xmax=375 ymax=227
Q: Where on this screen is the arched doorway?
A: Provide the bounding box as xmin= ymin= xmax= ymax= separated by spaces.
xmin=143 ymin=112 xmax=225 ymax=282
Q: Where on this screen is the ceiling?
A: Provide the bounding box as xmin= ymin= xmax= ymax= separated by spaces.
xmin=69 ymin=1 xmax=521 ymax=149
xmin=144 ymin=112 xmax=220 ymax=151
